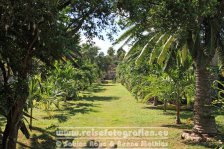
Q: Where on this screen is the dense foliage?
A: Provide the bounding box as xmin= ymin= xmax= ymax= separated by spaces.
xmin=116 ymin=51 xmax=195 ymax=123
xmin=0 ymin=0 xmax=224 ymax=148
xmin=116 ymin=0 xmax=224 ymax=136
xmin=0 ymin=0 xmax=117 ymax=148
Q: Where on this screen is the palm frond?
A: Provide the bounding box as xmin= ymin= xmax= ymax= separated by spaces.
xmin=149 ymin=33 xmax=168 ymax=64
xmin=135 ymin=33 xmax=158 ymax=65
xmin=113 ymin=25 xmax=137 ymax=45
xmin=157 ymin=35 xmax=175 ymax=66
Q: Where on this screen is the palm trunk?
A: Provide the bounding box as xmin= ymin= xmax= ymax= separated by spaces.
xmin=193 ymin=66 xmax=217 ymax=134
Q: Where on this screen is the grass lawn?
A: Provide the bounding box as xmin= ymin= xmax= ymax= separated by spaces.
xmin=1 ymin=83 xmax=223 ymax=149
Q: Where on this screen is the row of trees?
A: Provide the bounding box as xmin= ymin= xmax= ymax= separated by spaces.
xmin=81 ymin=44 xmax=126 ymax=80
xmin=1 ymin=0 xmax=224 ymax=148
xmin=115 ymin=0 xmax=224 ymax=139
xmin=116 ymin=52 xmax=195 ymax=124
xmin=0 ymin=0 xmax=118 ymax=148
xmin=26 ymin=44 xmax=118 ymax=131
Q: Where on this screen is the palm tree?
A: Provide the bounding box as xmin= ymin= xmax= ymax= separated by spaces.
xmin=115 ymin=16 xmax=224 ymax=134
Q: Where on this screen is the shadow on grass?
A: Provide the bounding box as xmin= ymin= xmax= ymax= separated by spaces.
xmin=100 ymin=84 xmax=115 ymax=87
xmin=143 ymin=105 xmax=193 ymax=112
xmin=159 ymin=110 xmax=224 ymax=148
xmin=92 ymin=87 xmax=106 ymax=93
xmin=17 ymin=141 xmax=32 ymax=149
xmin=87 ymin=85 xmax=106 ymax=93
xmin=143 ymin=106 xmax=193 ymax=118
xmin=162 ymin=110 xmax=193 ymax=119
xmin=183 ymin=140 xmax=223 ymax=149
xmin=30 ymin=126 xmax=55 ymax=149
xmin=43 ymin=102 xmax=99 ymax=123
xmin=160 ymin=111 xmax=193 ymax=129
xmin=81 ymin=96 xmax=119 ymax=102
xmin=161 ymin=124 xmax=193 ymax=130
xmin=63 ymin=102 xmax=99 ymax=115
xmin=144 ymin=106 xmax=194 ymax=130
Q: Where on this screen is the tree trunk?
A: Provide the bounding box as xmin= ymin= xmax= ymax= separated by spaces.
xmin=176 ymin=88 xmax=181 ymax=124
xmin=163 ymin=99 xmax=167 ymax=112
xmin=3 ymin=74 xmax=29 ymax=149
xmin=176 ymin=99 xmax=181 ymax=124
xmin=153 ymin=97 xmax=158 ymax=106
xmin=7 ymin=109 xmax=20 ymax=149
xmin=2 ymin=121 xmax=10 ymax=149
xmin=193 ymin=66 xmax=217 ymax=134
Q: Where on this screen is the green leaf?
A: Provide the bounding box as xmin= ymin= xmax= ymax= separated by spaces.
xmin=157 ymin=35 xmax=175 ymax=66
xmin=113 ymin=25 xmax=137 ymax=45
xmin=149 ymin=33 xmax=167 ymax=64
xmin=180 ymin=43 xmax=188 ymax=65
xmin=135 ymin=34 xmax=158 ymax=65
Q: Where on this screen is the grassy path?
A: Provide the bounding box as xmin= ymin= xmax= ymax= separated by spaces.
xmin=16 ymin=83 xmax=223 ymax=149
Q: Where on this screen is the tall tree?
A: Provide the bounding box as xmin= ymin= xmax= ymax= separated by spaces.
xmin=107 ymin=47 xmax=115 ymax=57
xmin=81 ymin=44 xmax=100 ymax=63
xmin=0 ymin=0 xmax=116 ymax=148
xmin=117 ymin=48 xmax=126 ymax=61
xmin=117 ymin=0 xmax=224 ymax=136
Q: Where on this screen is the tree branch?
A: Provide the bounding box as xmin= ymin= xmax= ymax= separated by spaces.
xmin=58 ymin=0 xmax=72 ymax=11
xmin=0 ymin=61 xmax=8 ymax=91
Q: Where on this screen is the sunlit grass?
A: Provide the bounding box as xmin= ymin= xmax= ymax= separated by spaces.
xmin=1 ymin=82 xmax=223 ymax=148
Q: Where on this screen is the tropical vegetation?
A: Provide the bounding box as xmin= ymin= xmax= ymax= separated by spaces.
xmin=0 ymin=0 xmax=224 ymax=149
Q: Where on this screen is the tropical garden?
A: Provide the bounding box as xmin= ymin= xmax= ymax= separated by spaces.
xmin=0 ymin=0 xmax=224 ymax=149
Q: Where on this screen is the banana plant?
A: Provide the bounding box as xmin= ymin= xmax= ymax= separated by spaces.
xmin=115 ymin=26 xmax=195 ymax=123
xmin=26 ymin=74 xmax=42 ymax=130
xmin=115 ymin=13 xmax=224 ymax=133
